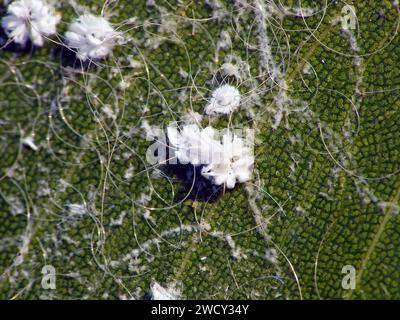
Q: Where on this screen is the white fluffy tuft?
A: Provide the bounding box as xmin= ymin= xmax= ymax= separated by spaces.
xmin=1 ymin=0 xmax=60 ymax=47
xmin=167 ymin=123 xmax=253 ymax=189
xmin=201 ymin=132 xmax=254 ymax=189
xmin=205 ymin=84 xmax=241 ymax=115
xmin=65 ymin=14 xmax=120 ymax=61
xmin=167 ymin=123 xmax=219 ymax=166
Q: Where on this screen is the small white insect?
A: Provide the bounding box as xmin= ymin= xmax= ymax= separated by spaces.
xmin=205 ymin=84 xmax=241 ymax=115
xmin=201 ymin=132 xmax=254 ymax=189
xmin=65 ymin=14 xmax=121 ymax=61
xmin=167 ymin=123 xmax=219 ymax=165
xmin=167 ymin=123 xmax=253 ymax=189
xmin=1 ymin=0 xmax=60 ymax=47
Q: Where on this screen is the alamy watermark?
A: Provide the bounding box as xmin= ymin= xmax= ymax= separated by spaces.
xmin=41 ymin=265 xmax=56 ymax=290
xmin=341 ymin=5 xmax=357 ymax=31
xmin=341 ymin=265 xmax=356 ymax=290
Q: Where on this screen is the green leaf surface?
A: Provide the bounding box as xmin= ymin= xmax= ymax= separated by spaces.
xmin=0 ymin=0 xmax=399 ymax=299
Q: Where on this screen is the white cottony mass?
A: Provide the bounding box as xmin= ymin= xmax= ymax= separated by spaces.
xmin=201 ymin=132 xmax=254 ymax=189
xmin=205 ymin=84 xmax=241 ymax=115
xmin=65 ymin=14 xmax=120 ymax=61
xmin=167 ymin=124 xmax=219 ymax=166
xmin=1 ymin=0 xmax=60 ymax=47
xmin=167 ymin=123 xmax=253 ymax=189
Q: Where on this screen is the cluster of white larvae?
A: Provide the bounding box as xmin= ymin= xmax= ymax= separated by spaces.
xmin=1 ymin=0 xmax=120 ymax=61
xmin=167 ymin=84 xmax=254 ymax=190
